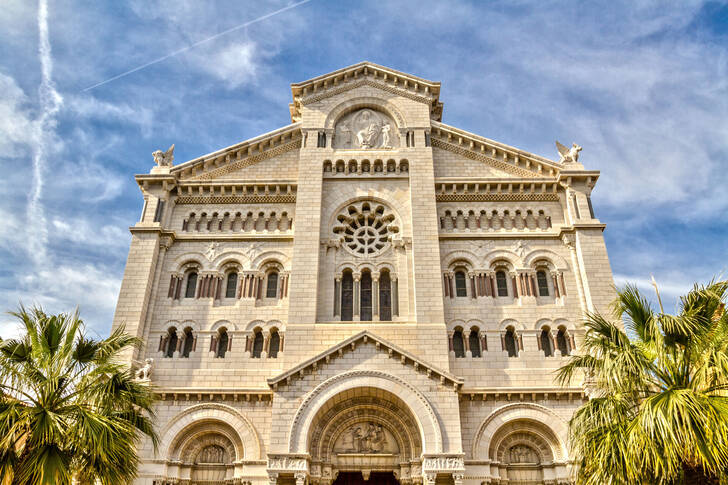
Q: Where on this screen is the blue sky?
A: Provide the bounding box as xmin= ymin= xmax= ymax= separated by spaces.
xmin=1 ymin=0 xmax=727 ymax=338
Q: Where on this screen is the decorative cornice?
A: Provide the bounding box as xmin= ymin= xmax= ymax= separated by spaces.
xmin=268 ymin=330 xmax=463 ymax=389
xmin=175 ymin=195 xmax=296 ymax=205
xmin=432 ymin=137 xmax=544 ymax=178
xmin=192 ymin=138 xmax=301 ymax=181
xmin=435 ymin=180 xmax=560 ymax=202
xmin=156 ymin=388 xmax=273 ymax=403
xmin=301 ymin=78 xmax=433 ymax=111
xmin=436 ymin=193 xmax=559 ymax=202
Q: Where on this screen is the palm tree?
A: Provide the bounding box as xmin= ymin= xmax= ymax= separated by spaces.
xmin=557 ymin=280 xmax=728 ymax=484
xmin=0 ymin=306 xmax=158 ymax=485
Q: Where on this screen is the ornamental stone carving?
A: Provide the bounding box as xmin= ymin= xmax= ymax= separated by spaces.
xmin=153 ymin=144 xmax=175 ymax=167
xmin=334 ymin=109 xmax=399 ymax=149
xmin=422 ymin=455 xmax=465 ymax=471
xmin=332 ymin=201 xmax=399 ymax=258
xmin=268 ymin=455 xmax=308 ymax=471
xmin=333 ymin=422 xmax=398 ymax=454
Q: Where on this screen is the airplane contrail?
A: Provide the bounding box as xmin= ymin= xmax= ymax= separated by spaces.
xmin=83 ymin=0 xmax=313 ymax=92
xmin=29 ymin=0 xmax=63 ymax=265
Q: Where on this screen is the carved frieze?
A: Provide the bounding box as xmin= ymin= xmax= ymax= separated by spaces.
xmin=422 ymin=455 xmax=465 ymax=472
xmin=268 ymin=455 xmax=308 ymax=472
xmin=334 ymin=109 xmax=399 ymax=149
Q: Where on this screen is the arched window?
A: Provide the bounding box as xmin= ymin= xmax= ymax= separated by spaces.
xmin=557 ymin=328 xmax=571 ymax=356
xmin=252 ymin=331 xmax=263 ymax=358
xmin=505 ymin=328 xmax=518 ymax=357
xmin=225 ymin=272 xmax=238 ymax=298
xmin=360 ymin=271 xmax=372 ymax=321
xmin=185 ymin=272 xmax=198 ymax=298
xmin=216 ymin=330 xmax=229 ymax=358
xmin=165 ymin=329 xmax=178 ymax=358
xmin=341 ymin=271 xmax=353 ymax=321
xmin=496 ymin=271 xmax=509 ymax=297
xmin=269 ymin=331 xmax=280 ymax=358
xmin=454 ymin=271 xmax=467 ymax=297
xmin=181 ymin=328 xmax=194 ymax=358
xmin=540 ymin=328 xmax=553 ymax=357
xmin=537 ymin=270 xmax=549 ymax=297
xmin=266 ymin=271 xmax=278 ymax=298
xmin=379 ymin=271 xmax=392 ymax=321
xmin=469 ymin=329 xmax=481 ymax=358
xmin=453 ymin=330 xmax=465 ymax=358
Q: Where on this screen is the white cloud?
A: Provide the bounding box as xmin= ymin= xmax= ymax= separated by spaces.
xmin=194 ymin=41 xmax=259 ymax=87
xmin=68 ymin=95 xmax=155 ymax=136
xmin=0 ymin=73 xmax=37 ymax=156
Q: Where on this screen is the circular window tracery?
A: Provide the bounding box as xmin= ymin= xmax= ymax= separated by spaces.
xmin=333 ymin=201 xmax=399 ymax=257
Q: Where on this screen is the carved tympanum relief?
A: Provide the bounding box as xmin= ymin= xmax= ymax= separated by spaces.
xmin=507 ymin=445 xmax=539 ymax=464
xmin=195 ymin=445 xmax=228 ymax=464
xmin=332 ymin=201 xmax=399 ymax=257
xmin=334 ymin=109 xmax=399 ymax=149
xmin=333 ymin=422 xmax=399 ymax=454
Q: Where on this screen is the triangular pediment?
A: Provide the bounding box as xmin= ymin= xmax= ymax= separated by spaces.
xmin=268 ymin=330 xmax=463 ymax=389
xmin=171 ymin=123 xmax=302 ymax=181
xmin=431 ymin=122 xmax=564 ymax=179
xmin=289 ymin=62 xmax=443 ymax=122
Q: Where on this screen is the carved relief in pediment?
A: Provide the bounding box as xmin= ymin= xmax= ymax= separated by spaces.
xmin=333 ymin=422 xmax=399 ymax=454
xmin=334 ymin=109 xmax=399 ymax=149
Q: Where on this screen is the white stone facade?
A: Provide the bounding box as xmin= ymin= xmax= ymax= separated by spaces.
xmin=112 ymin=62 xmax=615 ymax=485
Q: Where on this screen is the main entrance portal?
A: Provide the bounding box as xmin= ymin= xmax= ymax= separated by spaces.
xmin=333 ymin=472 xmax=399 ymax=485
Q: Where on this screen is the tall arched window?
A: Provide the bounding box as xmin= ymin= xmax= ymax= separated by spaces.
xmin=269 ymin=331 xmax=280 ymax=358
xmin=505 ymin=328 xmax=518 ymax=357
xmin=536 ymin=270 xmax=549 ymax=297
xmin=469 ymin=329 xmax=481 ymax=358
xmin=360 ymin=271 xmax=372 ymax=321
xmin=216 ymin=329 xmax=228 ymax=358
xmin=540 ymin=328 xmax=553 ymax=357
xmin=181 ymin=328 xmax=194 ymax=358
xmin=225 ymin=272 xmax=238 ymax=298
xmin=341 ymin=271 xmax=353 ymax=321
xmin=185 ymin=272 xmax=198 ymax=298
xmin=454 ymin=271 xmax=467 ymax=297
xmin=379 ymin=271 xmax=392 ymax=321
xmin=165 ymin=329 xmax=178 ymax=358
xmin=252 ymin=331 xmax=263 ymax=358
xmin=266 ymin=271 xmax=278 ymax=298
xmin=453 ymin=330 xmax=465 ymax=358
xmin=557 ymin=328 xmax=571 ymax=356
xmin=496 ymin=271 xmax=509 ymax=297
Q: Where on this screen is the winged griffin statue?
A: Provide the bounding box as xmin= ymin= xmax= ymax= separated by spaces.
xmin=555 ymin=141 xmax=582 ymax=164
xmin=153 ymin=144 xmax=175 ymax=167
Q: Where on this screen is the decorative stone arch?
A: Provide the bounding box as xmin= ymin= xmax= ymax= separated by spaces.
xmin=553 ymin=318 xmax=575 ymax=332
xmin=252 ymin=252 xmax=289 ymax=272
xmin=375 ymin=261 xmax=397 ymax=275
xmin=179 ymin=319 xmax=201 ymax=333
xmin=216 ymin=256 xmax=244 ymax=274
xmin=245 ymin=319 xmax=266 ymax=332
xmin=327 ymin=196 xmax=404 ymax=232
xmin=288 ymin=370 xmax=443 ymax=454
xmin=324 ymin=96 xmax=407 ymax=130
xmin=499 ymin=318 xmax=524 ymax=331
xmin=174 ymin=255 xmax=206 ymax=273
xmin=472 ymin=403 xmax=568 ymax=462
xmin=335 ymin=262 xmax=357 ymax=277
xmin=160 ymin=403 xmax=263 ymax=461
xmin=534 ymin=318 xmax=553 ymax=331
xmin=483 ymin=250 xmax=521 ymax=270
xmin=441 ymin=250 xmax=478 ymax=272
xmin=522 ymin=249 xmax=569 ymax=271
xmin=209 ymin=319 xmax=238 ymax=332
xmin=447 ymin=319 xmax=467 ymax=331
xmin=355 ymin=261 xmax=377 ymax=274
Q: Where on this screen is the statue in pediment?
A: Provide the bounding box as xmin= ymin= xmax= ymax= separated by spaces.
xmin=153 ymin=144 xmax=175 ymax=167
xmin=556 ymin=141 xmax=582 ymax=164
xmin=334 ymin=109 xmax=399 ymax=149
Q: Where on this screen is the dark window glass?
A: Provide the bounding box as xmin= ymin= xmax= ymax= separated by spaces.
xmin=557 ymin=329 xmax=570 ymax=356
xmin=252 ymin=332 xmax=263 ymax=358
xmin=266 ymin=272 xmax=278 ymax=298
xmin=541 ymin=330 xmax=553 ymax=357
xmin=225 ymin=273 xmax=237 ymax=298
xmin=469 ymin=331 xmax=481 ymax=357
xmin=165 ymin=332 xmax=177 ymax=358
xmin=537 ymin=270 xmax=549 ymax=297
xmin=217 ymin=331 xmax=228 ymax=358
xmin=181 ymin=330 xmax=193 ymax=358
xmin=505 ymin=330 xmax=518 ymax=357
xmin=269 ymin=332 xmax=280 ymax=358
xmin=424 ymin=132 xmax=431 ymax=147
xmin=496 ymin=271 xmax=509 ymax=297
xmin=453 ymin=330 xmax=465 ymax=358
xmin=360 ymin=272 xmax=372 ymax=321
xmin=341 ymin=272 xmax=353 ymax=321
xmin=455 ymin=271 xmax=467 ymax=297
xmin=379 ymin=272 xmax=392 ymax=321
xmin=185 ymin=272 xmax=197 ymax=298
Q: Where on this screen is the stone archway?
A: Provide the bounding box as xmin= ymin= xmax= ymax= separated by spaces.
xmin=302 ymin=385 xmax=427 ymax=485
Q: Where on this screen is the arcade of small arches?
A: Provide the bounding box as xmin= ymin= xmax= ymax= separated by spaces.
xmin=158 ymin=323 xmax=284 ymax=360
xmin=182 ymin=210 xmax=294 ymax=234
xmin=323 ymin=158 xmax=410 ymax=176
xmin=443 ymin=257 xmax=566 ymax=302
xmin=439 ymin=208 xmax=552 ymax=233
xmin=447 ymin=320 xmax=575 ymax=359
xmin=333 ymin=267 xmax=399 ymax=322
xmin=168 ymin=260 xmax=289 ymax=303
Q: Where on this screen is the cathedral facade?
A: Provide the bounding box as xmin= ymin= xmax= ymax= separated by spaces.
xmin=113 ymin=63 xmax=615 ymax=485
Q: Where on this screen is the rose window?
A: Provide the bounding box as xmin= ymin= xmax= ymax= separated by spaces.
xmin=333 ymin=201 xmax=399 ymax=257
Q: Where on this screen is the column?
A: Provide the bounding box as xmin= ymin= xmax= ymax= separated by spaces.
xmin=372 ymin=273 xmax=379 ymax=321
xmin=333 ymin=275 xmax=341 ymax=317
xmin=392 ymin=275 xmax=399 ymax=317
xmin=353 ymin=273 xmax=361 ymax=321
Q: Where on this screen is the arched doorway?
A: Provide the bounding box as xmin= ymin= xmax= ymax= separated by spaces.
xmin=306 ymin=386 xmax=424 ymax=484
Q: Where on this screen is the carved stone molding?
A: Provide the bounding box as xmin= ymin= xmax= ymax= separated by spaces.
xmin=193 ymin=139 xmax=301 ymax=181
xmin=422 ymin=455 xmax=465 ymax=472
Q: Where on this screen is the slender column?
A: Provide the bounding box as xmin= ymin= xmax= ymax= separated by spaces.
xmin=372 ymin=274 xmax=379 ymax=321
xmin=443 ymin=273 xmax=450 ymax=297
xmin=392 ymin=276 xmax=399 ymax=317
xmin=511 ymin=272 xmax=519 ymax=298
xmin=552 ymin=272 xmax=561 ymax=298
xmin=333 ymin=276 xmax=341 ymax=317
xmin=469 ymin=272 xmax=477 ymax=299
xmin=353 ymin=273 xmax=361 ymax=320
